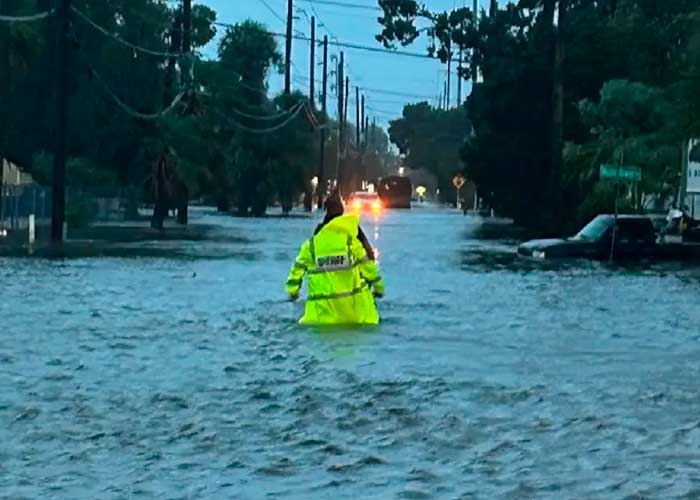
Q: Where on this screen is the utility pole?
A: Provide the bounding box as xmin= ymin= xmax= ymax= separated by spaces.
xmin=285 ymin=0 xmax=293 ymax=94
xmin=362 ymin=113 xmax=369 ymax=184
xmin=343 ymin=74 xmax=350 ymax=191
xmin=354 ymin=86 xmax=360 ymax=192
xmin=457 ymin=49 xmax=462 ymax=105
xmin=318 ymin=35 xmax=328 ymax=209
xmin=309 ymin=16 xmax=315 ymax=108
xmin=51 ymin=0 xmax=71 ymax=244
xmin=443 ymin=81 xmax=448 ymax=110
xmin=337 ymin=52 xmax=344 ymax=186
xmin=182 ymin=0 xmax=191 ymax=64
xmin=364 ymin=116 xmax=369 ymax=146
xmin=473 ymin=0 xmax=478 ymax=86
xmin=0 ymin=0 xmax=7 ymax=233
xmin=360 ymin=95 xmax=368 ymax=151
xmin=361 ymin=95 xmax=365 ymax=145
xmin=176 ymin=0 xmax=192 ymax=225
xmin=355 ymin=86 xmax=360 ymax=147
xmin=446 ymin=45 xmax=451 ymax=109
xmin=372 ymin=118 xmax=376 ymax=150
xmin=344 ymin=76 xmax=349 ymax=131
xmin=337 ymin=52 xmax=344 ymax=129
xmin=551 ymin=0 xmax=566 ymax=221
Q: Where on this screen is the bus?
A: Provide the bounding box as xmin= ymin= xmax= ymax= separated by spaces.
xmin=378 ymin=176 xmax=412 ymax=209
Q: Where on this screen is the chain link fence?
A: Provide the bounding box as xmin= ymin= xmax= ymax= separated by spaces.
xmin=0 ymin=184 xmax=52 ymax=231
xmin=0 ymin=184 xmax=135 ymax=244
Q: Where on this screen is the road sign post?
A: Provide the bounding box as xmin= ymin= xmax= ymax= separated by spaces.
xmin=453 ymin=174 xmax=465 ymax=210
xmin=600 ymin=163 xmax=642 ymax=262
xmin=600 ymin=164 xmax=642 ymax=182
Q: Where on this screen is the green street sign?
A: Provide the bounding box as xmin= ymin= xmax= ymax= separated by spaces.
xmin=600 ymin=164 xmax=642 ymax=182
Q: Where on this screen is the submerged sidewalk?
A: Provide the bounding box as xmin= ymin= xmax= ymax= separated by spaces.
xmin=0 ymin=216 xmax=249 ymax=259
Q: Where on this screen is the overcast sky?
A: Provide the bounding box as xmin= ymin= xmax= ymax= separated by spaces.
xmin=197 ymin=0 xmax=492 ymax=127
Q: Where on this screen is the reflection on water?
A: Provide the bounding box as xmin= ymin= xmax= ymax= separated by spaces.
xmin=2 ymin=208 xmax=700 ymax=499
xmin=306 ymin=327 xmax=381 ymax=362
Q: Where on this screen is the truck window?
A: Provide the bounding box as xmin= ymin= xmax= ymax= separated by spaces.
xmin=617 ymin=219 xmax=655 ymax=243
xmin=574 ymin=216 xmax=613 ymax=241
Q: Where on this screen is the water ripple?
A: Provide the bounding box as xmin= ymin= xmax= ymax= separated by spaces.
xmin=2 ymin=209 xmax=700 ymax=498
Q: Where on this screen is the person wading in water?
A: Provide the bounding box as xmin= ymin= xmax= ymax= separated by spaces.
xmin=285 ymin=190 xmax=385 ymax=325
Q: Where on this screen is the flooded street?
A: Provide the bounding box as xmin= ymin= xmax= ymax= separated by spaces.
xmin=2 ymin=207 xmax=700 ymax=499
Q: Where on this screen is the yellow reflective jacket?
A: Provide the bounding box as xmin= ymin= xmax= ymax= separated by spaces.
xmin=286 ymin=214 xmax=385 ymax=325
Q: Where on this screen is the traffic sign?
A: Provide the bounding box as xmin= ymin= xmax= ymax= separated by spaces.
xmin=453 ymin=174 xmax=466 ymax=189
xmin=600 ymin=164 xmax=642 ymax=182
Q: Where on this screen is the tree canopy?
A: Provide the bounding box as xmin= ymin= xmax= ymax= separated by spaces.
xmin=388 ymin=103 xmax=470 ymax=203
xmin=0 ymin=1 xmax=395 ymax=224
xmin=378 ymin=0 xmax=700 ymax=231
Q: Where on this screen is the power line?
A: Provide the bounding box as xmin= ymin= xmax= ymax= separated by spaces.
xmin=203 ymin=86 xmax=283 ymax=113
xmin=220 ymin=3 xmax=304 ymax=89
xmin=212 ymin=101 xmax=310 ymax=134
xmin=361 ymin=86 xmax=433 ymax=99
xmin=229 ymin=102 xmax=308 ymax=121
xmin=198 ymin=64 xmax=271 ymax=99
xmin=0 ymin=10 xmax=53 ymax=22
xmin=366 ymin=105 xmax=399 ymax=116
xmin=214 ymin=13 xmax=445 ymax=117
xmin=294 ymin=74 xmax=324 ymax=85
xmin=212 ymin=21 xmax=459 ymax=64
xmin=87 ymin=63 xmax=186 ymax=120
xmin=72 ymin=6 xmax=189 ymax=58
xmin=366 ymin=107 xmax=399 ymax=118
xmin=71 ymin=24 xmax=187 ymax=120
xmin=301 ymin=1 xmax=363 ymax=88
xmin=367 ymin=97 xmax=413 ymax=105
xmin=298 ymin=0 xmax=382 ymax=11
xmin=256 ymin=0 xmax=287 ymax=25
xmin=262 ymin=28 xmax=460 ymax=62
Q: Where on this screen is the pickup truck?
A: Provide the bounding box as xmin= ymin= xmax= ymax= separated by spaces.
xmin=518 ymin=215 xmax=660 ymax=260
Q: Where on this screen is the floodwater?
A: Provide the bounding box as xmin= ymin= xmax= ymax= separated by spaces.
xmin=2 ymin=207 xmax=700 ymax=499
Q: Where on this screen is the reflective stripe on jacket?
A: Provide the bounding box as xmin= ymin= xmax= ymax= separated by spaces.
xmin=286 ymin=214 xmax=385 ymax=325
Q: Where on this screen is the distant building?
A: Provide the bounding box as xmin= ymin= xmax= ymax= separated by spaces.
xmin=2 ymin=159 xmax=34 ymax=186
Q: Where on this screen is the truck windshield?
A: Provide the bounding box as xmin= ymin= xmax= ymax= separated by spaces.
xmin=574 ymin=216 xmax=613 ymax=241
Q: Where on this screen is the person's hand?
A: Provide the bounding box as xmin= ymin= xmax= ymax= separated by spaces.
xmin=373 ymin=291 xmax=384 ymax=299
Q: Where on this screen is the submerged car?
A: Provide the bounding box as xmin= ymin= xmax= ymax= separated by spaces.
xmin=347 ymin=191 xmax=383 ymax=215
xmin=518 ymin=215 xmax=658 ymax=260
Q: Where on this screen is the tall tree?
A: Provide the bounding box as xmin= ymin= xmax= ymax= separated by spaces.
xmin=389 ymin=103 xmax=470 ymax=204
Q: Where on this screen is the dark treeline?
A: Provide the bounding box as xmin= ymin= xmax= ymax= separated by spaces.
xmin=379 ymin=0 xmax=700 ymax=232
xmin=0 ymin=0 xmax=395 ymax=227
